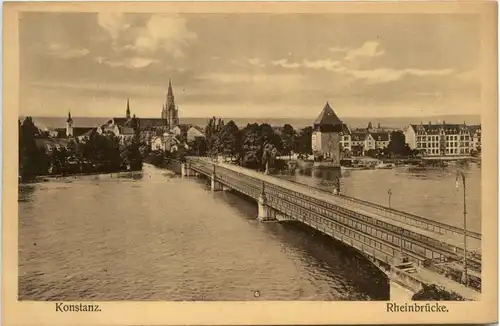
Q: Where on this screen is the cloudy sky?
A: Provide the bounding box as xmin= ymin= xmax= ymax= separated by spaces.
xmin=20 ymin=12 xmax=481 ymax=119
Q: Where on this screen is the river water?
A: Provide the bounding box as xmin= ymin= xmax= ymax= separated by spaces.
xmin=278 ymin=163 xmax=481 ymax=233
xmin=18 ymin=163 xmax=481 ymax=301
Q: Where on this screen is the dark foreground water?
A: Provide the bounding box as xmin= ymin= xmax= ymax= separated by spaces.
xmin=19 ymin=164 xmax=389 ymax=301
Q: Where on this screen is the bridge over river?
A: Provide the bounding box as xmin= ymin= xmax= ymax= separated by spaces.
xmin=177 ymin=157 xmax=481 ymax=300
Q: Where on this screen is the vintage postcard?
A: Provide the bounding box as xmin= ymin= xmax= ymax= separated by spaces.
xmin=3 ymin=1 xmax=498 ymax=325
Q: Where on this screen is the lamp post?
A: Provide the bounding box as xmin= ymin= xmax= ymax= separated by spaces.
xmin=456 ymin=170 xmax=468 ymax=285
xmin=388 ymin=188 xmax=393 ymax=209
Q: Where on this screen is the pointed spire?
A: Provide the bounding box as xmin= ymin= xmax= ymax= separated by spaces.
xmin=126 ymin=98 xmax=131 ymax=118
xmin=66 ymin=110 xmax=73 ymax=123
xmin=167 ymin=78 xmax=173 ymax=96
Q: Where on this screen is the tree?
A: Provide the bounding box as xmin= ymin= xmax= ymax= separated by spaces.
xmin=387 ymin=131 xmax=411 ymax=157
xmin=218 ymin=120 xmax=240 ymax=160
xmin=295 ymin=126 xmax=313 ymax=157
xmin=19 ymin=117 xmax=44 ymax=179
xmin=121 ymin=135 xmax=143 ymax=171
xmin=262 ymin=142 xmax=278 ymax=174
xmin=281 ymin=124 xmax=295 ymax=159
xmin=188 ymin=137 xmax=208 ymax=156
xmin=260 ymin=123 xmax=282 ymax=152
xmin=131 ymin=115 xmax=141 ymax=137
xmin=204 ymin=116 xmax=225 ymax=159
xmin=412 ymin=284 xmax=465 ymax=301
xmin=241 ymin=123 xmax=263 ymax=168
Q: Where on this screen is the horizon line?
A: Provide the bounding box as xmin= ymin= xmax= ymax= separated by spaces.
xmin=21 ymin=113 xmax=481 ymax=119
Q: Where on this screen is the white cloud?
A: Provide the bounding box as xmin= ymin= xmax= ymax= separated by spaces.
xmin=247 ymin=58 xmax=262 ymax=66
xmin=95 ymin=56 xmax=157 ymax=69
xmin=303 ymin=59 xmax=342 ymax=71
xmin=199 ymin=72 xmax=303 ymax=85
xmin=272 ymin=58 xmax=342 ymax=72
xmin=328 ymin=46 xmax=348 ymax=53
xmin=130 ymin=14 xmax=197 ymax=58
xmin=232 ymin=57 xmax=265 ymax=68
xmin=97 ymin=13 xmax=196 ymax=59
xmin=271 ymin=59 xmax=300 ymax=69
xmin=348 ymin=68 xmax=454 ymax=84
xmin=46 ymin=43 xmax=90 ymax=59
xmin=97 ymin=12 xmax=130 ymax=40
xmin=344 ymin=41 xmax=385 ymax=61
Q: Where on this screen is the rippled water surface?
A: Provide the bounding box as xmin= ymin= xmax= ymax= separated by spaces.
xmin=278 ymin=164 xmax=481 ymax=233
xmin=19 ymin=163 xmax=481 ymax=301
xmin=19 ymin=164 xmax=390 ymax=301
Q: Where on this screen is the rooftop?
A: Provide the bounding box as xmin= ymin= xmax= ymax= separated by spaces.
xmin=313 ymin=102 xmax=343 ymax=126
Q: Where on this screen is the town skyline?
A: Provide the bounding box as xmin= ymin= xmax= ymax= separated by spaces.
xmin=21 ymin=12 xmax=481 ymax=119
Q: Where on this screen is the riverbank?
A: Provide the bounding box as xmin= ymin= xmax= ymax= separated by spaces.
xmin=19 ymin=167 xmax=143 ymax=184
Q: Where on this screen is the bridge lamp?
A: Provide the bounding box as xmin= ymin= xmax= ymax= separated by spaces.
xmin=387 ymin=189 xmax=392 ymax=208
xmin=455 ymin=170 xmax=468 ymax=286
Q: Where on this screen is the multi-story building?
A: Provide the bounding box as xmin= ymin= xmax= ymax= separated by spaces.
xmin=468 ymin=125 xmax=481 ymax=152
xmin=404 ymin=122 xmax=477 ymax=156
xmin=371 ymin=132 xmax=390 ymax=149
xmin=344 ymin=130 xmax=391 ymax=156
xmin=339 ymin=124 xmax=352 ymax=151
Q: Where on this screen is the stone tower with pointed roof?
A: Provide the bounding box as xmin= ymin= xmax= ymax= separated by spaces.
xmin=311 ymin=102 xmax=343 ymax=167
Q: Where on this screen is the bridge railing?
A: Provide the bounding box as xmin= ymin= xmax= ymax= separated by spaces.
xmin=338 ymin=194 xmax=482 ymax=240
xmin=187 ymin=157 xmax=482 ymax=292
xmin=282 ymin=177 xmax=481 ymax=241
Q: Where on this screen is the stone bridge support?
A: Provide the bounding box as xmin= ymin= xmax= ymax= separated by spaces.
xmin=257 ymin=182 xmax=277 ymax=222
xmin=211 ymin=173 xmax=223 ymax=191
xmin=181 ymin=162 xmax=195 ymax=177
xmin=390 ymin=280 xmax=416 ymax=301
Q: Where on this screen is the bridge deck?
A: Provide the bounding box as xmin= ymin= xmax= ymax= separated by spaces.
xmin=187 ymin=158 xmax=481 ymax=297
xmin=211 ymin=160 xmax=480 ymax=253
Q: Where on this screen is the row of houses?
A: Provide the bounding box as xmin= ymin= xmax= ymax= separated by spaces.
xmin=44 ymin=111 xmax=206 ymax=151
xmin=39 ymin=80 xmax=207 ymax=153
xmin=150 ymin=125 xmax=205 ymax=152
xmin=403 ymin=122 xmax=481 ymax=156
xmin=337 ymin=122 xmax=393 ymax=156
xmin=315 ymin=113 xmax=481 ymax=157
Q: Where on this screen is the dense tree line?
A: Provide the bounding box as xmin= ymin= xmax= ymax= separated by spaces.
xmin=196 ymin=117 xmax=313 ymax=170
xmin=19 ymin=117 xmax=143 ymax=181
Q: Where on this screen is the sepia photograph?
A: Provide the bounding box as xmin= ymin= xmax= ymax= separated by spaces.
xmin=3 ymin=1 xmax=498 ymax=325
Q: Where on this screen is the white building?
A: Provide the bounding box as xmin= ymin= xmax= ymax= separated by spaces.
xmin=404 ymin=122 xmax=475 ymax=156
xmin=150 ymin=133 xmax=188 ymax=152
xmin=186 ymin=126 xmax=205 ymax=142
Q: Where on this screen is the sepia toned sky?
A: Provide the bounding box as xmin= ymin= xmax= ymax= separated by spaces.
xmin=20 ymin=12 xmax=481 ymax=119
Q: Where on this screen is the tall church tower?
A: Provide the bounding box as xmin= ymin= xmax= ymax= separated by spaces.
xmin=165 ymin=79 xmax=179 ymax=129
xmin=126 ymin=98 xmax=131 ymax=119
xmin=66 ymin=110 xmax=74 ymax=137
xmin=161 ymin=103 xmax=168 ymax=120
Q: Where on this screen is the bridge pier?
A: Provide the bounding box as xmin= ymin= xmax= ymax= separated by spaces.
xmin=390 ymin=280 xmax=415 ymax=301
xmin=211 ymin=173 xmax=223 ymax=191
xmin=257 ymin=183 xmax=277 ymax=222
xmin=181 ymin=163 xmax=194 ymax=177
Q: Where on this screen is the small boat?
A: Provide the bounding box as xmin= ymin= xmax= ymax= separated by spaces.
xmin=341 ymin=166 xmax=369 ymax=171
xmin=375 ymin=162 xmax=396 ymax=169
